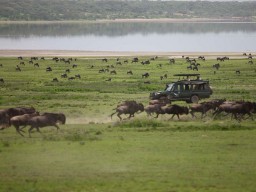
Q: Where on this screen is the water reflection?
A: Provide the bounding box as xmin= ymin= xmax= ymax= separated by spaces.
xmin=1 ymin=22 xmax=256 ymax=37
xmin=0 ymin=22 xmax=255 ymax=52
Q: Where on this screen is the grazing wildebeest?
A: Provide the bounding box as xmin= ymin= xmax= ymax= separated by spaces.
xmin=102 ymin=58 xmax=108 ymax=62
xmin=10 ymin=112 xmax=39 ymax=137
xmin=19 ymin=61 xmax=25 ymax=65
xmin=18 ymin=56 xmax=23 ymax=60
xmin=34 ymin=63 xmax=39 ymax=67
xmin=110 ymin=70 xmax=117 ymax=75
xmin=0 ymin=78 xmax=4 ymax=83
xmin=142 ymin=72 xmax=149 ymax=78
xmin=46 ymin=67 xmax=52 ymax=72
xmin=106 ymin=78 xmax=112 ymax=81
xmin=66 ymin=69 xmax=70 ymax=73
xmin=141 ymin=60 xmax=150 ymax=65
xmin=127 ymin=70 xmax=133 ymax=75
xmin=213 ymin=63 xmax=220 ymax=70
xmin=72 ymin=64 xmax=78 ymax=68
xmin=75 ymin=74 xmax=81 ymax=79
xmin=132 ymin=57 xmax=139 ymax=63
xmin=235 ymin=70 xmax=240 ymax=74
xmin=27 ymin=113 xmax=66 ymax=137
xmin=111 ymin=101 xmax=144 ymax=120
xmin=68 ymin=77 xmax=75 ymax=80
xmin=16 ymin=66 xmax=21 ymax=71
xmin=52 ymin=78 xmax=58 ymax=82
xmin=0 ymin=64 xmax=3 ymax=67
xmin=160 ymin=104 xmax=189 ymax=119
xmin=169 ymin=58 xmax=175 ymax=64
xmin=61 ymin=73 xmax=68 ymax=78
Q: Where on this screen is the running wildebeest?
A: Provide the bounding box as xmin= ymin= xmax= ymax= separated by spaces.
xmin=111 ymin=101 xmax=144 ymax=120
xmin=27 ymin=113 xmax=66 ymax=137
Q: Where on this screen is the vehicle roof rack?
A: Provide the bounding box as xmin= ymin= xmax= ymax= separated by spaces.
xmin=174 ymin=74 xmax=200 ymax=77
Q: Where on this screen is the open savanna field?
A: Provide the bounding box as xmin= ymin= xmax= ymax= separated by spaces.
xmin=0 ymin=54 xmax=256 ymax=191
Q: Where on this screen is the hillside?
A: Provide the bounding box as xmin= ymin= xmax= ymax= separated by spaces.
xmin=0 ymin=0 xmax=255 ymax=21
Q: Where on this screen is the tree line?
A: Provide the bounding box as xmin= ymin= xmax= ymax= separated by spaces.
xmin=0 ymin=0 xmax=255 ymax=21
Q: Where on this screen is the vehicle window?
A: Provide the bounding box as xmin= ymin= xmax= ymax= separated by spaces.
xmin=165 ymin=83 xmax=174 ymax=91
xmin=184 ymin=84 xmax=190 ymax=91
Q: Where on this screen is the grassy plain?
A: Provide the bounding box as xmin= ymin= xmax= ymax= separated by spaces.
xmin=0 ymin=55 xmax=256 ymax=191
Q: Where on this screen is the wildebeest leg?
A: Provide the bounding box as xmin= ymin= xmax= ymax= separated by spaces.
xmin=117 ymin=112 xmax=122 ymax=120
xmin=28 ymin=126 xmax=34 ymax=137
xmin=110 ymin=111 xmax=117 ymax=119
xmin=19 ymin=125 xmax=27 ymax=133
xmin=15 ymin=125 xmax=25 ymax=137
xmin=190 ymin=111 xmax=195 ymax=118
xmin=54 ymin=124 xmax=60 ymax=132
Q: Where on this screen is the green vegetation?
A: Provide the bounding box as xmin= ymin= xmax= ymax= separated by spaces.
xmin=0 ymin=0 xmax=256 ymax=21
xmin=0 ymin=55 xmax=256 ymax=191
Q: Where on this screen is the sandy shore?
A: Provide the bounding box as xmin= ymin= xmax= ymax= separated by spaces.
xmin=0 ymin=50 xmax=254 ymax=58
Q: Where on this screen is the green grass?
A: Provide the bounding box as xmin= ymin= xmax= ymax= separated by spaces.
xmin=0 ymin=55 xmax=256 ymax=191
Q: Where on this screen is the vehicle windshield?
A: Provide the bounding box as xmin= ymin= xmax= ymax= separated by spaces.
xmin=165 ymin=83 xmax=174 ymax=91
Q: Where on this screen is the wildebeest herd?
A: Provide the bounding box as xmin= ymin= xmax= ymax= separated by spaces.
xmin=111 ymin=99 xmax=256 ymax=121
xmin=0 ymin=106 xmax=65 ymax=137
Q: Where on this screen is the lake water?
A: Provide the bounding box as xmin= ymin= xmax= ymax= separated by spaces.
xmin=0 ymin=22 xmax=255 ymax=52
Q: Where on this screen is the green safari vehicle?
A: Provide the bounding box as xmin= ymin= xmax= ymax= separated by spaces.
xmin=149 ymin=74 xmax=213 ymax=103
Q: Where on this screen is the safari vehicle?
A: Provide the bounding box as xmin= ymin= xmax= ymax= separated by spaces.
xmin=149 ymin=74 xmax=213 ymax=103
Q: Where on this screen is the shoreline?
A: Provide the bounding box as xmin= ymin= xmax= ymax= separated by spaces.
xmin=0 ymin=50 xmax=254 ymax=58
xmin=0 ymin=18 xmax=255 ymax=24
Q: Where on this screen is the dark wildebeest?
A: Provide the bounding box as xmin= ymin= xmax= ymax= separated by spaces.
xmin=0 ymin=110 xmax=10 ymax=130
xmin=132 ymin=57 xmax=139 ymax=63
xmin=110 ymin=70 xmax=117 ymax=75
xmin=10 ymin=112 xmax=39 ymax=137
xmin=213 ymin=101 xmax=254 ymax=121
xmin=142 ymin=72 xmax=149 ymax=78
xmin=111 ymin=101 xmax=144 ymax=120
xmin=102 ymin=58 xmax=108 ymax=62
xmin=0 ymin=78 xmax=4 ymax=83
xmin=169 ymin=58 xmax=175 ymax=64
xmin=160 ymin=104 xmax=189 ymax=119
xmin=46 ymin=67 xmax=52 ymax=72
xmin=127 ymin=70 xmax=133 ymax=75
xmin=27 ymin=113 xmax=66 ymax=137
xmin=0 ymin=107 xmax=36 ymax=130
xmin=52 ymin=78 xmax=58 ymax=82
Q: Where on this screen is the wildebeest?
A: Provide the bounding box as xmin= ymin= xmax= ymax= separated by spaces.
xmin=0 ymin=78 xmax=4 ymax=83
xmin=142 ymin=72 xmax=149 ymax=78
xmin=75 ymin=74 xmax=81 ymax=79
xmin=110 ymin=70 xmax=117 ymax=75
xmin=61 ymin=73 xmax=68 ymax=78
xmin=0 ymin=110 xmax=10 ymax=129
xmin=127 ymin=70 xmax=133 ymax=75
xmin=10 ymin=112 xmax=39 ymax=137
xmin=213 ymin=63 xmax=220 ymax=70
xmin=169 ymin=58 xmax=175 ymax=64
xmin=0 ymin=107 xmax=36 ymax=129
xmin=145 ymin=99 xmax=169 ymax=117
xmin=27 ymin=113 xmax=66 ymax=137
xmin=46 ymin=67 xmax=52 ymax=72
xmin=160 ymin=104 xmax=189 ymax=119
xmin=131 ymin=57 xmax=139 ymax=63
xmin=111 ymin=101 xmax=144 ymax=120
xmin=213 ymin=101 xmax=255 ymax=121
xmin=102 ymin=58 xmax=108 ymax=62
xmin=52 ymin=78 xmax=58 ymax=82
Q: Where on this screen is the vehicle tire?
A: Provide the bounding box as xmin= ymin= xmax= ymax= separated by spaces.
xmin=190 ymin=95 xmax=199 ymax=103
